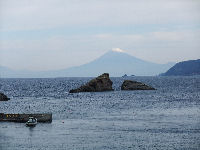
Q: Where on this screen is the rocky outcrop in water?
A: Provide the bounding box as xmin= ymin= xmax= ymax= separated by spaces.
xmin=0 ymin=93 xmax=10 ymax=101
xmin=122 ymin=74 xmax=128 ymax=77
xmin=121 ymin=80 xmax=155 ymax=90
xmin=69 ymin=73 xmax=113 ymax=93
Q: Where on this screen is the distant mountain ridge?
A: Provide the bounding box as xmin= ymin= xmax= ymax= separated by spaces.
xmin=161 ymin=59 xmax=200 ymax=76
xmin=61 ymin=51 xmax=175 ymax=77
xmin=0 ymin=51 xmax=175 ymax=78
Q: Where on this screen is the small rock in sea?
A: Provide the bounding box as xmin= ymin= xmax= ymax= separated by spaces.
xmin=121 ymin=80 xmax=156 ymax=90
xmin=122 ymin=74 xmax=128 ymax=77
xmin=0 ymin=93 xmax=10 ymax=101
xmin=69 ymin=73 xmax=113 ymax=93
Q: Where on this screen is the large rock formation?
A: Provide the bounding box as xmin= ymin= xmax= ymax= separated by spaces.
xmin=121 ymin=80 xmax=155 ymax=90
xmin=0 ymin=93 xmax=10 ymax=101
xmin=69 ymin=73 xmax=113 ymax=93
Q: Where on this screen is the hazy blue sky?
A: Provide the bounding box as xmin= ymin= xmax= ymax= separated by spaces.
xmin=0 ymin=0 xmax=200 ymax=71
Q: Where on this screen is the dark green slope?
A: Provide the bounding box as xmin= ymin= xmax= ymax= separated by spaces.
xmin=162 ymin=59 xmax=200 ymax=76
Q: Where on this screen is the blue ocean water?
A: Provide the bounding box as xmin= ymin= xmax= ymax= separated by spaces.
xmin=0 ymin=76 xmax=200 ymax=150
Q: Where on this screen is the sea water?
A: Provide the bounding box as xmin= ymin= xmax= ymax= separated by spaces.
xmin=0 ymin=76 xmax=200 ymax=150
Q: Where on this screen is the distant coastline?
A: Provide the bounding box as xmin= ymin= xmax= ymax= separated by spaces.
xmin=0 ymin=51 xmax=174 ymax=78
xmin=161 ymin=59 xmax=200 ymax=76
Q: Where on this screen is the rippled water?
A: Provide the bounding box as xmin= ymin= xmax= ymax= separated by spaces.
xmin=0 ymin=76 xmax=200 ymax=150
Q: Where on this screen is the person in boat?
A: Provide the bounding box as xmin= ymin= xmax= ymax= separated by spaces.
xmin=26 ymin=117 xmax=37 ymax=126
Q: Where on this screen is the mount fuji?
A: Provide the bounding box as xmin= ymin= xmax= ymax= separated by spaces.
xmin=0 ymin=50 xmax=175 ymax=78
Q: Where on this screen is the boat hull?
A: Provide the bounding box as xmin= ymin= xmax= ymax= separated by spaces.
xmin=26 ymin=122 xmax=37 ymax=126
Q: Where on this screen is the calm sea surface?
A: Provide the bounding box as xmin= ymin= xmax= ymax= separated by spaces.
xmin=0 ymin=76 xmax=200 ymax=150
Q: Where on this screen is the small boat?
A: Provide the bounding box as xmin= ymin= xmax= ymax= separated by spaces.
xmin=26 ymin=117 xmax=37 ymax=127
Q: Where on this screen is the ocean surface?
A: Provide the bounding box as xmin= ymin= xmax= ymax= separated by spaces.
xmin=0 ymin=76 xmax=200 ymax=150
